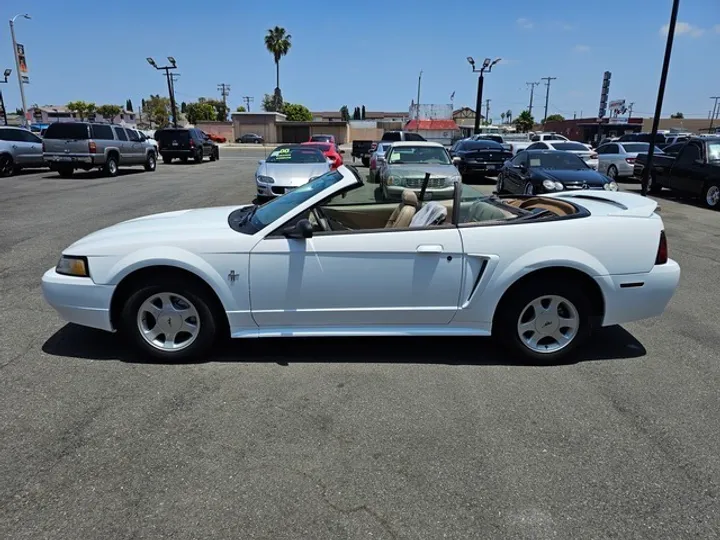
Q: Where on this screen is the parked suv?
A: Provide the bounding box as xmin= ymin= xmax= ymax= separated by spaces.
xmin=155 ymin=128 xmax=219 ymax=164
xmin=43 ymin=122 xmax=157 ymax=178
xmin=0 ymin=126 xmax=46 ymax=177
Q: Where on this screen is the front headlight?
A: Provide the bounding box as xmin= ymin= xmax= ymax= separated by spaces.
xmin=542 ymin=179 xmax=559 ymax=191
xmin=604 ymin=181 xmax=618 ymax=191
xmin=446 ymin=174 xmax=461 ymax=186
xmin=387 ymin=176 xmax=405 ymax=186
xmin=56 ymin=255 xmax=90 ymax=277
xmin=256 ymin=175 xmax=274 ymax=184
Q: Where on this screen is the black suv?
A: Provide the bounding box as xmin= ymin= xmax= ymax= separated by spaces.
xmin=155 ymin=128 xmax=219 ymax=164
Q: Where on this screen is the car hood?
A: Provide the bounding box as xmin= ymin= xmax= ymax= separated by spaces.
xmin=260 ymin=162 xmax=330 ymax=186
xmin=535 ymin=168 xmax=609 ymax=185
xmin=65 ymin=205 xmax=250 ymax=255
xmin=385 ymin=164 xmax=459 ymax=178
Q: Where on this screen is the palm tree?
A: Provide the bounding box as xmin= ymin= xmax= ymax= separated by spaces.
xmin=500 ymin=112 xmax=506 ymax=124
xmin=506 ymin=109 xmax=512 ymax=124
xmin=264 ymin=26 xmax=292 ymax=109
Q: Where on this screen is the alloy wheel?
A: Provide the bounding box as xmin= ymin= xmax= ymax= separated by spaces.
xmin=707 ymin=185 xmax=720 ymax=208
xmin=136 ymin=292 xmax=201 ymax=352
xmin=516 ymin=294 xmax=580 ymax=354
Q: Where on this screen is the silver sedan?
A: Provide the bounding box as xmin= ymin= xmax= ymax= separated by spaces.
xmin=255 ymin=145 xmax=332 ymax=199
xmin=597 ymin=142 xmax=663 ymax=180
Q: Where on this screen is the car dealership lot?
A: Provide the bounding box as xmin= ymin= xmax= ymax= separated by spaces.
xmin=1 ymin=148 xmax=719 ymax=538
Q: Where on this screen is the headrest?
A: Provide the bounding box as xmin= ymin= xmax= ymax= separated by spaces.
xmin=401 ymin=189 xmax=419 ymax=207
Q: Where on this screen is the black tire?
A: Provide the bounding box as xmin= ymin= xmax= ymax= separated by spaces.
xmin=648 ymin=171 xmax=661 ymax=194
xmin=523 ymin=182 xmax=535 ymax=195
xmin=0 ymin=154 xmax=14 ymax=177
xmin=57 ymin=165 xmax=74 ymax=178
xmin=496 ymin=175 xmax=504 ymax=194
xmin=144 ymin=152 xmax=157 ymax=172
xmin=194 ymin=149 xmax=203 ymax=163
xmin=119 ymin=277 xmax=219 ymax=362
xmin=162 ymin=155 xmax=172 ymax=164
xmin=209 ymin=147 xmax=217 ymax=161
xmin=702 ymin=182 xmax=720 ymax=210
xmin=607 ymin=165 xmax=618 ymax=180
xmin=494 ymin=277 xmax=592 ymax=364
xmin=103 ymin=154 xmax=119 ymax=177
xmin=361 ymin=157 xmax=370 ymax=167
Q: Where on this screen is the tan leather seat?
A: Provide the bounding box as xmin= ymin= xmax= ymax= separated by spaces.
xmin=385 ymin=189 xmax=419 ymax=228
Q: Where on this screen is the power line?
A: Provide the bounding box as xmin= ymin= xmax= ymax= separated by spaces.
xmin=242 ymin=96 xmax=254 ymax=112
xmin=541 ymin=76 xmax=557 ymax=127
xmin=526 ymin=82 xmax=540 ymax=117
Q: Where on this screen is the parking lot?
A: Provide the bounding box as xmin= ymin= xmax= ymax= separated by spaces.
xmin=1 ymin=146 xmax=719 ymax=538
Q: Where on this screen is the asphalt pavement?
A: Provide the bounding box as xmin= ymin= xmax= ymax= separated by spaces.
xmin=0 ymin=147 xmax=718 ymax=539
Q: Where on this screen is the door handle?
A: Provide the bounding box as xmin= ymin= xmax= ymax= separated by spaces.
xmin=416 ymin=244 xmax=443 ymax=253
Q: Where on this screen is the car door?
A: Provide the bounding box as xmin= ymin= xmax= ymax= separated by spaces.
xmin=14 ymin=129 xmax=44 ymax=167
xmin=126 ymin=128 xmax=144 ymax=163
xmin=248 ymin=223 xmax=465 ymax=328
xmin=0 ymin=128 xmax=28 ymax=165
xmin=598 ymin=143 xmax=618 ymax=173
xmin=670 ymin=142 xmax=704 ymax=194
xmin=112 ymin=126 xmax=132 ymax=163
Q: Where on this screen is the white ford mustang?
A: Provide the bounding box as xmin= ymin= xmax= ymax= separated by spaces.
xmin=42 ymin=165 xmax=680 ymax=363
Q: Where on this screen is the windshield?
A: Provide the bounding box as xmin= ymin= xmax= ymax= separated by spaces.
xmin=530 ymin=152 xmax=588 ymax=169
xmin=250 ymin=170 xmax=345 ymax=229
xmin=266 ymin=146 xmax=326 ymax=163
xmin=304 ymin=143 xmax=331 ymax=152
xmin=622 ymin=143 xmax=661 ymax=153
xmin=387 ymin=146 xmax=451 ymax=165
xmin=311 ymin=135 xmax=332 ymax=142
xmin=551 ymin=142 xmax=589 ymax=151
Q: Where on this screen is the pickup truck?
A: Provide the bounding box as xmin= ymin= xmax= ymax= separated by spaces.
xmin=634 ymin=137 xmax=720 ymax=209
xmin=352 ymin=131 xmax=426 ymax=166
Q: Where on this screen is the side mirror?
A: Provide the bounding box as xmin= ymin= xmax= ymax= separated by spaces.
xmin=283 ymin=219 xmax=313 ymax=239
xmin=452 ymin=156 xmax=461 ymax=164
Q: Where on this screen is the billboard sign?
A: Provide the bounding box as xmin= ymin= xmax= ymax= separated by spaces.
xmin=609 ymin=99 xmax=626 ymax=115
xmin=598 ymin=71 xmax=611 ymax=119
xmin=16 ymin=43 xmax=29 ymax=83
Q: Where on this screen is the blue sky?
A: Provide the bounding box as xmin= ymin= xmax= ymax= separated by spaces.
xmin=2 ymin=0 xmax=719 ymax=121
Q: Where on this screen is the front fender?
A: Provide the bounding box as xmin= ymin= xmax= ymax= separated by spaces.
xmin=99 ymin=246 xmax=239 ymax=312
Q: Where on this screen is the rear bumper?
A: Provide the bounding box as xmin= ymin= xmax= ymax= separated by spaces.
xmin=41 ymin=268 xmax=115 ymax=332
xmin=160 ymin=149 xmax=195 ymax=157
xmin=459 ymin=161 xmax=505 ymax=174
xmin=598 ymin=259 xmax=681 ymax=326
xmin=44 ymin=153 xmax=95 ymax=167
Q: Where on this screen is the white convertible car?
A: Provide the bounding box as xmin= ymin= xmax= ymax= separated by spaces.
xmin=42 ymin=166 xmax=680 ymax=363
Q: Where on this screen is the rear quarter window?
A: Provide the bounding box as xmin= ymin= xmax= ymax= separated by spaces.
xmin=91 ymin=124 xmax=114 ymax=140
xmin=44 ymin=123 xmax=90 ymax=140
xmin=382 ymin=132 xmax=401 ymax=141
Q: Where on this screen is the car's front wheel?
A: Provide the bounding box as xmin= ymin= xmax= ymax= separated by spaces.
xmin=120 ymin=278 xmax=219 ymax=361
xmin=0 ymin=154 xmax=14 ymax=177
xmin=703 ymin=182 xmax=720 ymax=210
xmin=496 ymin=175 xmax=504 ymax=194
xmin=494 ymin=277 xmax=591 ymax=364
xmin=144 ymin=152 xmax=157 ymax=171
xmin=523 ymin=182 xmax=535 ymax=195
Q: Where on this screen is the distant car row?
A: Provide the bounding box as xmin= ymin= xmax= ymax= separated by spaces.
xmin=0 ymin=124 xmax=220 ymax=178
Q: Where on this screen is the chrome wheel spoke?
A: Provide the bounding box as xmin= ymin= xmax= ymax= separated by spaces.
xmin=136 ymin=291 xmax=201 ymax=353
xmin=143 ymin=326 xmax=162 ymax=341
xmin=550 ymin=328 xmax=572 ymax=347
xmin=516 ymin=294 xmax=580 ymax=355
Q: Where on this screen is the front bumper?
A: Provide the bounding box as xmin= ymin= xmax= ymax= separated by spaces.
xmin=41 ymin=268 xmax=115 ymax=332
xmin=598 ymin=259 xmax=681 ymax=327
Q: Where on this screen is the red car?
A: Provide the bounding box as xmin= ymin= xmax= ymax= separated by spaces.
xmin=301 ymin=142 xmax=344 ymax=169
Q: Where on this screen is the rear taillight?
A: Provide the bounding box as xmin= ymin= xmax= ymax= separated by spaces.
xmin=189 ymin=139 xmax=195 ymax=148
xmin=626 ymin=157 xmax=636 ymax=164
xmin=655 ymin=230 xmax=668 ymax=265
xmin=88 ymin=141 xmax=97 ymax=153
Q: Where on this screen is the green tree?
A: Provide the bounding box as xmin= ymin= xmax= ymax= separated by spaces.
xmin=283 ymin=103 xmax=312 ymax=122
xmin=236 ymin=105 xmax=246 ymax=112
xmin=670 ymin=111 xmax=684 ymax=119
xmin=353 ymin=107 xmax=361 ymax=120
xmin=264 ymin=26 xmax=292 ymax=110
xmin=514 ymin=110 xmax=535 ymax=132
xmin=185 ymin=101 xmax=216 ymax=124
xmin=126 ymin=99 xmax=133 ymax=112
xmin=361 ymin=105 xmax=366 ymax=120
xmin=181 ymin=101 xmax=187 ymax=113
xmin=143 ymin=94 xmax=171 ymax=128
xmin=97 ymin=104 xmax=122 ymax=122
xmin=204 ymin=98 xmax=229 ymax=121
xmin=340 ymin=105 xmax=350 ymax=121
xmin=545 ymin=113 xmax=565 ymax=122
xmin=67 ymin=100 xmax=96 ymax=121
xmin=506 ymin=109 xmax=512 ymax=123
xmin=261 ymin=93 xmax=283 ymax=113
xmin=501 ymin=112 xmax=506 ymax=124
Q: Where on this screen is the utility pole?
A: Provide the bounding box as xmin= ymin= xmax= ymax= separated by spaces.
xmin=709 ymin=96 xmax=720 ymax=131
xmin=217 ymin=83 xmax=230 ymax=108
xmin=484 ymin=99 xmax=491 ymax=125
xmin=526 ymin=82 xmax=540 ymax=117
xmin=147 ymin=57 xmax=179 ymax=128
xmin=627 ymin=102 xmax=635 ymax=120
xmin=416 ymin=70 xmax=423 ymax=130
xmin=541 ymin=76 xmax=557 ymax=128
xmin=242 ymin=96 xmax=254 ymax=112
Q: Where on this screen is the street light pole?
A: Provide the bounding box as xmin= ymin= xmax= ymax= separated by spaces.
xmin=147 ymin=57 xmax=179 ymax=128
xmin=9 ymin=14 xmax=31 ymax=127
xmin=640 ymin=0 xmax=679 ymax=197
xmin=468 ymin=57 xmax=500 ymax=134
xmin=0 ymin=69 xmax=11 ymax=126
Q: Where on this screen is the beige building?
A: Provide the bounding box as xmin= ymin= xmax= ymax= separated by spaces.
xmin=640 ymin=117 xmax=717 ymax=134
xmin=232 ymin=112 xmax=349 ymax=144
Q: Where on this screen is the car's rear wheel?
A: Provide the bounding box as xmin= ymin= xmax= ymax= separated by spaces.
xmin=495 ymin=277 xmax=591 ymax=364
xmin=120 ymin=278 xmax=219 ymax=361
xmin=144 ymin=152 xmax=157 ymax=171
xmin=607 ymin=165 xmax=618 ymax=179
xmin=194 ymin=149 xmax=203 ymax=163
xmin=0 ymin=154 xmax=15 ymax=177
xmin=103 ymin=154 xmax=119 ymax=177
xmin=703 ymin=182 xmax=720 ymax=210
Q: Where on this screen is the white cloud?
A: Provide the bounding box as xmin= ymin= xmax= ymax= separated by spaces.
xmin=574 ymin=44 xmax=590 ymax=53
xmin=660 ymin=21 xmax=705 ymax=37
xmin=516 ymin=18 xmax=533 ymax=29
